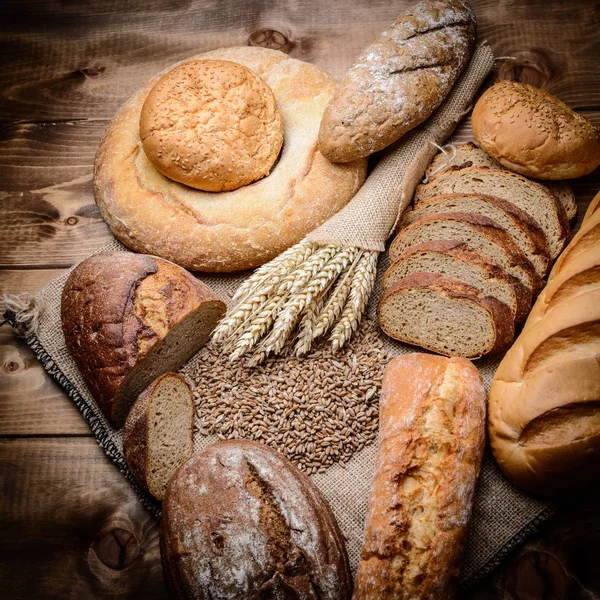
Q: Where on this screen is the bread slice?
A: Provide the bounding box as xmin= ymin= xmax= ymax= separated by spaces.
xmin=390 ymin=212 xmax=540 ymax=301
xmin=425 ymin=142 xmax=577 ymax=220
xmin=124 ymin=372 xmax=194 ymax=501
xmin=415 ymin=167 xmax=570 ymax=257
xmin=401 ymin=193 xmax=550 ymax=276
xmin=378 ymin=272 xmax=514 ymax=358
xmin=383 ymin=241 xmax=525 ymax=321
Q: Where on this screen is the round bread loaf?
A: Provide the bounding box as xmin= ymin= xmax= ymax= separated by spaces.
xmin=140 ymin=59 xmax=283 ymax=192
xmin=95 ymin=47 xmax=367 ymax=272
xmin=472 ymin=81 xmax=600 ymax=180
xmin=160 ymin=440 xmax=352 ymax=600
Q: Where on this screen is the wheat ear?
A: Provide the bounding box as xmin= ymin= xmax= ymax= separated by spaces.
xmin=329 ymin=250 xmax=378 ymax=352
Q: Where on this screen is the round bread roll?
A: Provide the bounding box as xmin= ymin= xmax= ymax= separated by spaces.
xmin=472 ymin=81 xmax=600 ymax=180
xmin=139 ymin=59 xmax=283 ymax=192
xmin=95 ymin=47 xmax=367 ymax=272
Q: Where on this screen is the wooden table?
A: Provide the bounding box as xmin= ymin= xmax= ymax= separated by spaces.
xmin=1 ymin=1 xmax=599 ymax=597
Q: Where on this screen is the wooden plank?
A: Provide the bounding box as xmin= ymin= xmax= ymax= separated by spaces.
xmin=0 ymin=269 xmax=65 ymax=306
xmin=0 ymin=326 xmax=91 ymax=435
xmin=0 ymin=0 xmax=599 ymax=122
xmin=0 ymin=437 xmax=167 ymax=599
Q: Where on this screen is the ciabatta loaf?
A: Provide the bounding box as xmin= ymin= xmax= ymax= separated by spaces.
xmin=378 ymin=272 xmax=514 ymax=358
xmin=123 ymin=373 xmax=194 ymax=500
xmin=61 ymin=252 xmax=225 ymax=427
xmin=414 ymin=167 xmax=569 ymax=258
xmin=354 ymin=354 xmax=486 ymax=599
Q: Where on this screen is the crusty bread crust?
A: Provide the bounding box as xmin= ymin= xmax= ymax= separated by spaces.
xmin=95 ymin=46 xmax=367 ymax=272
xmin=472 ymin=81 xmax=600 ymax=180
xmin=354 ymin=354 xmax=486 ymax=599
xmin=160 ymin=440 xmax=352 ymax=600
xmin=318 ymin=0 xmax=475 ymax=162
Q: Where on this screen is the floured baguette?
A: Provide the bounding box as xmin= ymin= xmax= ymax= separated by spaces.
xmin=378 ymin=272 xmax=514 ymax=357
xmin=414 ymin=167 xmax=570 ymax=257
xmin=354 ymin=354 xmax=486 ymax=599
xmin=424 ymin=142 xmax=577 ymax=220
xmin=400 ymin=193 xmax=550 ymax=276
xmin=383 ymin=241 xmax=525 ymax=321
xmin=124 ymin=373 xmax=194 ymax=501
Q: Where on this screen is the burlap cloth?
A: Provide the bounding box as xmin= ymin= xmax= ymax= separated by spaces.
xmin=4 ymin=42 xmax=554 ymax=593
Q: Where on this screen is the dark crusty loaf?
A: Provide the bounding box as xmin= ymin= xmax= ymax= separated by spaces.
xmin=61 ymin=252 xmax=225 ymax=427
xmin=383 ymin=241 xmax=525 ymax=321
xmin=318 ymin=0 xmax=475 ymax=162
xmin=123 ymin=372 xmax=194 ymax=501
xmin=390 ymin=212 xmax=540 ymax=301
xmin=354 ymin=354 xmax=486 ymax=599
xmin=401 ymin=193 xmax=551 ymax=276
xmin=414 ymin=166 xmax=570 ymax=258
xmin=424 ymin=142 xmax=577 ymax=220
xmin=160 ymin=440 xmax=351 ymax=600
xmin=378 ymin=272 xmax=514 ymax=357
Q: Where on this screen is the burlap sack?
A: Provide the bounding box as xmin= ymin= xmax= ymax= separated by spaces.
xmin=4 ymin=42 xmax=554 ymax=593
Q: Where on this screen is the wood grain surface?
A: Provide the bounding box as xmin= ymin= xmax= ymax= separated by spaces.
xmin=1 ymin=0 xmax=599 ymax=598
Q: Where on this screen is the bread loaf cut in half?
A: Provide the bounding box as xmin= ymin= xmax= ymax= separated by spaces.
xmin=383 ymin=241 xmax=525 ymax=321
xmin=61 ymin=252 xmax=226 ymax=427
xmin=414 ymin=167 xmax=570 ymax=257
xmin=354 ymin=354 xmax=486 ymax=599
xmin=489 ymin=352 xmax=600 ymax=496
xmin=583 ymin=191 xmax=600 ymax=224
xmin=318 ymin=0 xmax=475 ymax=162
xmin=124 ymin=373 xmax=194 ymax=500
xmin=425 ymin=142 xmax=577 ymax=220
xmin=378 ymin=272 xmax=514 ymax=358
xmin=390 ymin=212 xmax=540 ymax=301
xmin=401 ymin=193 xmax=551 ymax=276
xmin=160 ymin=440 xmax=352 ymax=600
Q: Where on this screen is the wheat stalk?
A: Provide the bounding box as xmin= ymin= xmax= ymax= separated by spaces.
xmin=293 ymin=297 xmax=324 ymax=357
xmin=330 ymin=250 xmax=378 ymax=352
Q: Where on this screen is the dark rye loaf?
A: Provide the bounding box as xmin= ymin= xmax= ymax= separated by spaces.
xmin=383 ymin=241 xmax=525 ymax=321
xmin=378 ymin=272 xmax=514 ymax=358
xmin=400 ymin=193 xmax=551 ymax=276
xmin=414 ymin=166 xmax=570 ymax=258
xmin=160 ymin=440 xmax=352 ymax=600
xmin=61 ymin=252 xmax=225 ymax=427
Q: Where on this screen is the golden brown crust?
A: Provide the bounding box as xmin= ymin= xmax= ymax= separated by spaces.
xmin=160 ymin=440 xmax=352 ymax=600
xmin=318 ymin=0 xmax=475 ymax=162
xmin=472 ymin=81 xmax=600 ymax=180
xmin=95 ymin=46 xmax=367 ymax=272
xmin=354 ymin=354 xmax=486 ymax=599
xmin=61 ymin=252 xmax=225 ymax=427
xmin=139 ymin=60 xmax=283 ymax=192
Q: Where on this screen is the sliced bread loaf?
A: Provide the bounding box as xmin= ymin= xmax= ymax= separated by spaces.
xmin=390 ymin=212 xmax=540 ymax=301
xmin=124 ymin=372 xmax=194 ymax=501
xmin=414 ymin=167 xmax=570 ymax=257
xmin=378 ymin=272 xmax=514 ymax=358
xmin=400 ymin=193 xmax=550 ymax=276
xmin=383 ymin=241 xmax=524 ymax=321
xmin=425 ymin=142 xmax=577 ymax=220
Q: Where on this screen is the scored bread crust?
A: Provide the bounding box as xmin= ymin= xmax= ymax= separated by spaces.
xmin=139 ymin=59 xmax=283 ymax=192
xmin=583 ymin=190 xmax=600 ymax=223
xmin=318 ymin=0 xmax=475 ymax=162
xmin=160 ymin=440 xmax=352 ymax=600
xmin=354 ymin=354 xmax=486 ymax=599
xmin=472 ymin=81 xmax=600 ymax=180
xmin=61 ymin=252 xmax=225 ymax=427
xmin=123 ymin=372 xmax=194 ymax=501
xmin=383 ymin=240 xmax=527 ymax=321
xmin=378 ymin=272 xmax=514 ymax=358
xmin=400 ymin=192 xmax=551 ymax=276
xmin=95 ymin=46 xmax=367 ymax=273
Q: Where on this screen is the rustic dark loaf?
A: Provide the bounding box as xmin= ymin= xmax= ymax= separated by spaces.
xmin=61 ymin=252 xmax=225 ymax=427
xmin=160 ymin=440 xmax=352 ymax=600
xmin=353 ymin=354 xmax=486 ymax=599
xmin=123 ymin=372 xmax=194 ymax=501
xmin=318 ymin=0 xmax=476 ymax=162
xmin=378 ymin=272 xmax=514 ymax=358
